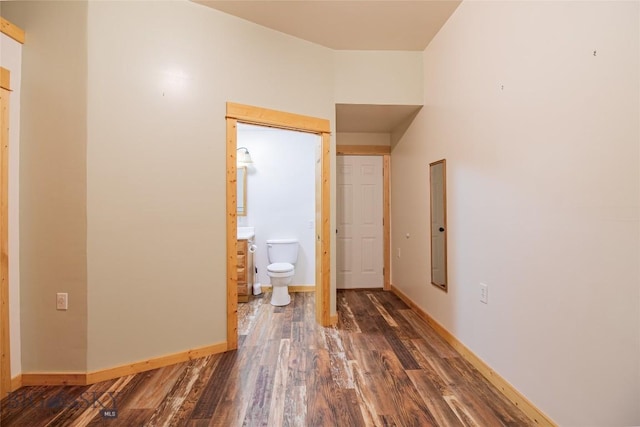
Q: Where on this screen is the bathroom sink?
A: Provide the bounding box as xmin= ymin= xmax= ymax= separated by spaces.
xmin=237 ymin=226 xmax=255 ymax=240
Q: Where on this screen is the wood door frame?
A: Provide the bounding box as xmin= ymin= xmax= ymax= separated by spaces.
xmin=0 ymin=18 xmax=25 ymax=396
xmin=226 ymin=102 xmax=332 ymax=350
xmin=336 ymin=145 xmax=390 ymax=290
xmin=1 ymin=18 xmax=26 ymax=45
xmin=1 ymin=67 xmax=11 ymax=397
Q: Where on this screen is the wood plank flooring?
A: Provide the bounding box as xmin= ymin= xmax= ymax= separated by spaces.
xmin=1 ymin=290 xmax=533 ymax=426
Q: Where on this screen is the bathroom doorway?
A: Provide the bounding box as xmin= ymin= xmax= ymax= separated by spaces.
xmin=236 ymin=123 xmax=317 ymax=296
xmin=225 ymin=102 xmax=331 ymax=351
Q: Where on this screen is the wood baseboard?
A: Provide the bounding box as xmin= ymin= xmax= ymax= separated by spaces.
xmin=259 ymin=285 xmax=315 ymax=293
xmin=329 ymin=314 xmax=338 ymax=326
xmin=10 ymin=374 xmax=22 ymax=391
xmin=19 ymin=341 xmax=228 ymax=388
xmin=292 ymin=285 xmax=315 ymax=293
xmin=21 ymin=372 xmax=86 ymax=387
xmin=87 ymin=342 xmax=228 ymax=384
xmin=390 ymin=285 xmax=556 ymax=427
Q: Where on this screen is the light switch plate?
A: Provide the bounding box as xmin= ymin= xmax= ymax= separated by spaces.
xmin=480 ymin=283 xmax=488 ymax=304
xmin=56 ymin=293 xmax=68 ymax=310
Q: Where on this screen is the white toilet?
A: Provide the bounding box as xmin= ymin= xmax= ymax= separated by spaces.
xmin=266 ymin=239 xmax=299 ymax=306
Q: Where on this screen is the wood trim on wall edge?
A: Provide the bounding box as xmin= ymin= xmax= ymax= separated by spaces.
xmin=389 ymin=284 xmax=557 ymax=427
xmin=382 ymin=154 xmax=390 ymax=290
xmin=227 ymin=102 xmax=330 ymax=134
xmin=225 ymin=117 xmax=239 ymax=351
xmin=18 ymin=342 xmax=228 ymax=388
xmin=21 ymin=372 xmax=87 ymax=387
xmin=0 ymin=69 xmax=10 ymax=399
xmin=318 ymin=132 xmax=331 ymax=326
xmin=0 ymin=67 xmax=10 ymax=91
xmin=329 ymin=314 xmax=338 ymax=326
xmin=0 ymin=17 xmax=25 ymax=45
xmin=10 ymin=374 xmax=22 ymax=391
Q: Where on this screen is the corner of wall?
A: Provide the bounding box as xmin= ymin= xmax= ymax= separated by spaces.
xmin=3 ymin=0 xmax=89 ymax=373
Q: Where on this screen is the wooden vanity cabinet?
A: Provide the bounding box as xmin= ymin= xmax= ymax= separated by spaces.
xmin=236 ymin=239 xmax=254 ymax=302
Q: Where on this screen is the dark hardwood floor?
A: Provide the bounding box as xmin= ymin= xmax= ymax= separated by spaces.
xmin=1 ymin=290 xmax=533 ymax=426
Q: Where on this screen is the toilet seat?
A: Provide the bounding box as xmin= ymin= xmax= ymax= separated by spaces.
xmin=267 ymin=262 xmax=294 ymax=277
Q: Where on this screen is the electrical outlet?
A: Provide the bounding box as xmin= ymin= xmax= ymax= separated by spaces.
xmin=56 ymin=293 xmax=68 ymax=310
xmin=397 ymin=248 xmax=401 ymax=258
xmin=480 ymin=283 xmax=488 ymax=304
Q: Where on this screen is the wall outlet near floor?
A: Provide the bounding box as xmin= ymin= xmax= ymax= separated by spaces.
xmin=397 ymin=247 xmax=401 ymax=258
xmin=479 ymin=283 xmax=488 ymax=304
xmin=56 ymin=292 xmax=68 ymax=310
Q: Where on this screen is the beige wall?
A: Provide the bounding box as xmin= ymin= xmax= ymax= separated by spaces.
xmin=2 ymin=0 xmax=340 ymax=375
xmin=7 ymin=4 xmax=637 ymax=422
xmin=334 ymin=50 xmax=423 ymax=105
xmin=85 ymin=1 xmax=336 ymax=370
xmin=391 ymin=1 xmax=639 ymax=425
xmin=337 ymin=132 xmax=390 ymax=146
xmin=2 ymin=1 xmax=88 ymax=372
xmin=0 ymin=30 xmax=22 ymax=377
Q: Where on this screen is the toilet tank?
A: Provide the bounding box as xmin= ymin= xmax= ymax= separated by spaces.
xmin=266 ymin=239 xmax=299 ymax=264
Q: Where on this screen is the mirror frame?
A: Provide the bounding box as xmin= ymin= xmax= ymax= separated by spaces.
xmin=237 ymin=166 xmax=247 ymax=216
xmin=429 ymin=159 xmax=448 ymax=291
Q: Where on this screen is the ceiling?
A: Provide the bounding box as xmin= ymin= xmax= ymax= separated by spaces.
xmin=194 ymin=1 xmax=459 ymax=132
xmin=335 ymin=104 xmax=422 ymax=133
xmin=194 ymin=1 xmax=461 ymax=51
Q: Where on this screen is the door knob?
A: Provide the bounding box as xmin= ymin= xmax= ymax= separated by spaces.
xmin=439 ymin=227 xmax=445 ymax=232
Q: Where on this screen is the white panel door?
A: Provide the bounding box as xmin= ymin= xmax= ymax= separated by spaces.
xmin=337 ymin=155 xmax=383 ymax=289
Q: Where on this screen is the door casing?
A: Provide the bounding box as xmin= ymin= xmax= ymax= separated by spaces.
xmin=1 ymin=67 xmax=12 ymax=397
xmin=225 ymin=103 xmax=332 ymax=350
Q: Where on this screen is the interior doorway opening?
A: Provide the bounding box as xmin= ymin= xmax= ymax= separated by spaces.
xmin=236 ymin=123 xmax=317 ymax=299
xmin=336 ymin=145 xmax=391 ymax=291
xmin=225 ymin=103 xmax=331 ymax=351
xmin=336 ymin=154 xmax=384 ymax=289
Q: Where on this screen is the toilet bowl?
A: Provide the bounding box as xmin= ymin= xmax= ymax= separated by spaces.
xmin=266 ymin=239 xmax=299 ymax=306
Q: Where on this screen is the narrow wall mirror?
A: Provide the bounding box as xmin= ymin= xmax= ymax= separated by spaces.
xmin=237 ymin=166 xmax=247 ymax=216
xmin=430 ymin=159 xmax=447 ymax=291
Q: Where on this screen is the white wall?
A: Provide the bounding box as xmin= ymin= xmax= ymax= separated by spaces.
xmin=85 ymin=0 xmax=335 ymax=371
xmin=0 ymin=32 xmax=22 ymax=377
xmin=334 ymin=50 xmax=423 ymax=105
xmin=391 ymin=1 xmax=639 ymax=425
xmin=238 ymin=124 xmax=316 ymax=288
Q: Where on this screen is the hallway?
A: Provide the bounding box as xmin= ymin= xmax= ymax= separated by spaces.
xmin=1 ymin=290 xmax=532 ymax=426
